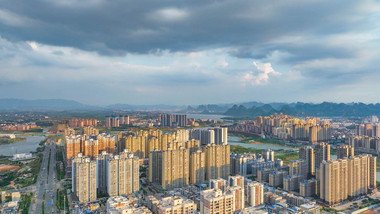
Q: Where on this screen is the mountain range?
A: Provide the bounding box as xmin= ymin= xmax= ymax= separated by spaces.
xmin=224 ymin=102 xmax=380 ymax=118
xmin=0 ymin=99 xmax=379 ymax=117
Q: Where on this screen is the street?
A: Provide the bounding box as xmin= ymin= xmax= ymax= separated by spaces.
xmin=29 ymin=140 xmax=58 ymax=214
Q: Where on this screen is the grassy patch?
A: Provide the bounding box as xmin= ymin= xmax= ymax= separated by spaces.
xmin=18 ymin=193 xmax=33 ymax=214
xmin=229 ymin=131 xmax=299 ymax=148
xmin=0 ymin=137 xmax=26 ymax=145
xmin=275 ymin=152 xmax=299 ymax=164
xmin=14 ymin=154 xmax=42 ymax=187
xmin=230 ymin=145 xmax=263 ymax=154
xmin=56 ymin=189 xmax=69 ymax=212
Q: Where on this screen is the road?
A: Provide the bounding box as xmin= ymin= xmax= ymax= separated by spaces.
xmin=30 ymin=141 xmax=58 ymax=214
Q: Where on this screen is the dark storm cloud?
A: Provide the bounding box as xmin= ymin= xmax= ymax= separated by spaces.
xmin=0 ymin=0 xmax=364 ymax=56
xmin=0 ymin=0 xmax=380 ymax=105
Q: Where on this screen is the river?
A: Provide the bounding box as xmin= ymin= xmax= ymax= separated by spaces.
xmin=0 ymin=136 xmax=45 ymax=156
xmin=186 ymin=113 xmax=226 ymax=120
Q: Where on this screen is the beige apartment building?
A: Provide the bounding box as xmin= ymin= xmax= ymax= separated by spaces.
xmin=190 ymin=149 xmax=205 ymax=184
xmin=202 ymin=144 xmax=230 ymax=180
xmin=72 ymin=155 xmax=97 ymax=203
xmin=106 ymin=150 xmax=139 ymax=196
xmin=65 ymin=135 xmax=83 ymax=165
xmin=320 ymin=154 xmax=376 ymax=205
xmin=149 ymin=147 xmax=190 ymax=189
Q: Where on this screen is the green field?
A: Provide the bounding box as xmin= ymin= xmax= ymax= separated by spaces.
xmin=275 ymin=152 xmax=299 ymax=164
xmin=0 ymin=137 xmax=26 ymax=145
xmin=230 ymin=145 xmax=263 ymax=154
xmin=229 ymin=131 xmax=299 ymax=148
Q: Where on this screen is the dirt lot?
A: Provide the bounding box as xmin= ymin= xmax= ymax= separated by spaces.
xmin=0 ymin=165 xmax=19 ymax=172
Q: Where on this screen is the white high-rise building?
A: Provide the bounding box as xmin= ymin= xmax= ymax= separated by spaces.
xmin=247 ymin=181 xmax=264 ymax=207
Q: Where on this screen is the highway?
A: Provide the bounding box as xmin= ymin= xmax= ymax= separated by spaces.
xmin=30 ymin=140 xmax=58 ymax=214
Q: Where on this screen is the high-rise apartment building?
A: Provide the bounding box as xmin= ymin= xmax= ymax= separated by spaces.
xmin=149 ymin=147 xmax=190 ymax=189
xmin=337 ymin=145 xmax=354 ymax=159
xmin=283 ymin=175 xmax=303 ymax=192
xmin=65 ymin=135 xmax=83 ymax=165
xmin=97 ymin=133 xmax=116 ymax=154
xmin=184 ymin=139 xmax=200 ymax=153
xmin=247 ymin=181 xmax=264 ymax=207
xmin=119 ymin=135 xmax=146 ymax=158
xmin=84 ymin=138 xmax=99 ymax=158
xmin=105 ymin=115 xmax=120 ymax=128
xmin=262 ymin=149 xmax=274 ymax=162
xmin=68 ymin=118 xmax=98 ymax=128
xmin=96 ymin=151 xmax=111 ymax=193
xmin=309 ymin=125 xmax=332 ymax=143
xmin=315 ymin=142 xmax=330 ymax=169
xmin=84 ymin=126 xmax=99 ymax=135
xmin=64 ymin=127 xmax=75 ymax=136
xmin=299 ymin=146 xmax=315 ymax=178
xmin=230 ymin=153 xmax=253 ymax=176
xmin=190 ymin=149 xmax=205 ymax=184
xmin=228 ymin=175 xmax=245 ymax=211
xmin=160 ymin=114 xmax=187 ymax=127
xmin=288 ymin=159 xmax=307 ymax=179
xmin=190 ymin=129 xmax=215 ymax=145
xmin=269 ymin=171 xmax=287 ymax=188
xmin=119 ymin=115 xmax=130 ymax=125
xmin=300 ymin=179 xmax=317 ymax=197
xmin=214 ymin=127 xmax=228 ymax=145
xmin=72 ymin=155 xmax=97 ymax=203
xmin=106 ymin=150 xmax=139 ymax=196
xmin=320 ymin=155 xmax=377 ymax=205
xmin=202 ymin=144 xmax=230 ymax=180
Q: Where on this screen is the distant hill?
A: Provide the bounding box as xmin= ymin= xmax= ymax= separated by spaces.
xmin=224 ymin=102 xmax=380 ymax=118
xmin=0 ymin=99 xmax=97 ymax=111
xmin=106 ymin=104 xmax=183 ymax=111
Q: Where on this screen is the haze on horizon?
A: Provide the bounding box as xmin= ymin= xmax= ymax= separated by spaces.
xmin=0 ymin=0 xmax=379 ymax=106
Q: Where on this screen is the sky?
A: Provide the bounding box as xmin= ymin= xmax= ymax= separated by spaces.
xmin=0 ymin=0 xmax=380 ymax=106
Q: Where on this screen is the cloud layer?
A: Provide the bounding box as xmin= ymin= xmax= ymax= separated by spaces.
xmin=0 ymin=0 xmax=379 ymax=105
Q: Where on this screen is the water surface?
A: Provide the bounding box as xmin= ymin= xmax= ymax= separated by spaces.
xmin=0 ymin=136 xmax=45 ymax=156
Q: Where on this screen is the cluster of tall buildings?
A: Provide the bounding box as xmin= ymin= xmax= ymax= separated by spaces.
xmin=72 ymin=149 xmax=139 ymax=203
xmin=228 ymin=139 xmax=376 ymax=206
xmin=356 ymin=123 xmax=380 ymax=137
xmin=149 ymin=143 xmax=230 ymax=189
xmin=160 ymin=114 xmax=187 ymax=127
xmin=190 ymin=127 xmax=228 ymax=145
xmin=65 ymin=132 xmax=116 ymax=166
xmin=319 ymin=154 xmax=376 ymax=205
xmin=229 ymin=114 xmax=332 ymax=143
xmin=67 ymin=118 xmax=98 ymax=128
xmin=230 ymin=149 xmax=283 ymax=177
xmin=105 ymin=115 xmax=129 ymax=128
xmin=117 ymin=129 xmax=194 ymax=159
xmin=2 ymin=123 xmax=38 ymax=131
xmin=347 ymin=135 xmax=380 ymax=153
